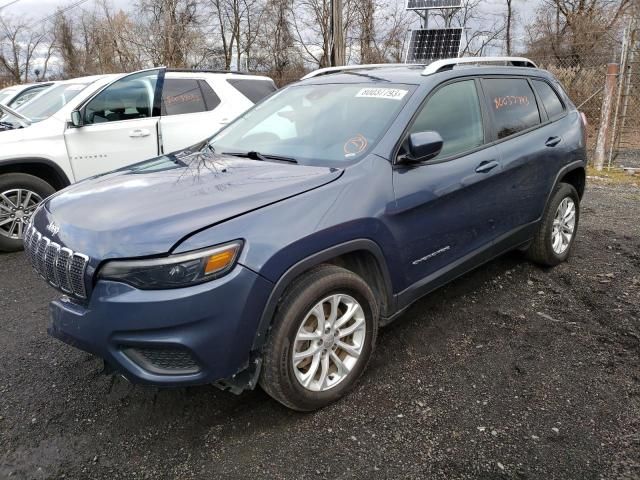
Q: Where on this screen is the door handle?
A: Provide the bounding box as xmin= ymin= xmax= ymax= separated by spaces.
xmin=545 ymin=136 xmax=562 ymax=147
xmin=475 ymin=160 xmax=499 ymax=173
xmin=129 ymin=128 xmax=151 ymax=138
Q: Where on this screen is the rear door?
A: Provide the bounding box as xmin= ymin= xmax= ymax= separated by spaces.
xmin=158 ymin=77 xmax=224 ymax=153
xmin=480 ymin=76 xmax=565 ymax=232
xmin=64 ymin=69 xmax=163 ymax=180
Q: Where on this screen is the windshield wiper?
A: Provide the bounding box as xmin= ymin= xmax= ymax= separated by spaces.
xmin=223 ymin=151 xmax=298 ymax=164
xmin=0 ymin=103 xmax=31 ymax=127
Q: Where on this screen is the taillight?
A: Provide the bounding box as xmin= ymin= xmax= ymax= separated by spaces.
xmin=579 ymin=111 xmax=588 ymax=146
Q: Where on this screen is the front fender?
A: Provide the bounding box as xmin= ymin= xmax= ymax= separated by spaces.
xmin=250 ymin=238 xmax=395 ymax=350
xmin=172 ymin=155 xmax=401 ymax=351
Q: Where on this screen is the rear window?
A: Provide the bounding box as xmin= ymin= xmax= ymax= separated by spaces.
xmin=162 ymin=79 xmax=220 ymax=116
xmin=227 ymin=78 xmax=277 ymax=103
xmin=532 ymin=80 xmax=565 ymax=120
xmin=482 ymin=78 xmax=541 ymax=139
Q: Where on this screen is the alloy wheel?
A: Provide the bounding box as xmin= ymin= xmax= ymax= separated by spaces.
xmin=551 ymin=197 xmax=576 ymax=255
xmin=0 ymin=189 xmax=42 ymax=240
xmin=292 ymin=294 xmax=366 ymax=392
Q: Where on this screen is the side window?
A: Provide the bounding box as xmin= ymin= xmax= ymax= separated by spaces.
xmin=199 ymin=81 xmax=221 ymax=110
xmin=227 ymin=79 xmax=277 ymax=103
xmin=161 ymin=79 xmax=214 ymax=116
xmin=482 ymin=78 xmax=541 ymax=139
xmin=409 ymin=80 xmax=484 ymax=160
xmin=532 ymin=80 xmax=565 ymax=120
xmin=84 ymin=70 xmax=159 ymax=125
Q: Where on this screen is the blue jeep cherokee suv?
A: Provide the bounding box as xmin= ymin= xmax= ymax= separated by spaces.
xmin=25 ymin=58 xmax=586 ymax=411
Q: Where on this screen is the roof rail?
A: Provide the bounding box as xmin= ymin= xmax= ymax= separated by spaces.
xmin=167 ymin=68 xmax=254 ymax=76
xmin=422 ymin=56 xmax=538 ymax=75
xmin=301 ymin=63 xmax=423 ymax=80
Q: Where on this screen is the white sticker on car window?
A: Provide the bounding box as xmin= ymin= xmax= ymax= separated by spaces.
xmin=355 ymin=88 xmax=408 ymax=101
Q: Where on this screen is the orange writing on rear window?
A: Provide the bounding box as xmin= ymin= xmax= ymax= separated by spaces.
xmin=165 ymin=94 xmax=199 ymax=106
xmin=494 ymin=95 xmax=530 ymax=110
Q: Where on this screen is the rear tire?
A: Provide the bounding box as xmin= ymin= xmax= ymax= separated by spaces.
xmin=0 ymin=173 xmax=55 ymax=252
xmin=527 ymin=182 xmax=580 ymax=267
xmin=259 ymin=265 xmax=379 ymax=411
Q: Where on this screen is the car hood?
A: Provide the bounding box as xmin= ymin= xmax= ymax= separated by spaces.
xmin=38 ymin=148 xmax=343 ymax=259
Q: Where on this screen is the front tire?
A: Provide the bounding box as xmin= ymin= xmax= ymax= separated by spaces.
xmin=527 ymin=182 xmax=580 ymax=267
xmin=259 ymin=265 xmax=379 ymax=411
xmin=0 ymin=173 xmax=55 ymax=252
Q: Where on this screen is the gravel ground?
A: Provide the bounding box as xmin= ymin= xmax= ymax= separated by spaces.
xmin=1 ymin=182 xmax=639 ymax=480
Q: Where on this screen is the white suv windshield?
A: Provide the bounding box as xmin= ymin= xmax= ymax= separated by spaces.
xmin=210 ymin=83 xmax=415 ymax=165
xmin=18 ymin=82 xmax=91 ymax=122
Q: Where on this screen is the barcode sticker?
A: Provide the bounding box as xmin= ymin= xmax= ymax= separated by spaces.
xmin=355 ymin=88 xmax=408 ymax=101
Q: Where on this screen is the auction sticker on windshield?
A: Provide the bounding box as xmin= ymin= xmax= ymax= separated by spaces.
xmin=355 ymin=88 xmax=408 ymax=101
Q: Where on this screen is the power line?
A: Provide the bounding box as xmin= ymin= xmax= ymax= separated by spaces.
xmin=28 ymin=0 xmax=91 ymax=27
xmin=0 ymin=0 xmax=21 ymax=12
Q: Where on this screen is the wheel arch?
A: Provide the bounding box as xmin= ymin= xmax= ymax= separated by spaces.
xmin=545 ymin=161 xmax=585 ymax=209
xmin=251 ymin=239 xmax=395 ymax=352
xmin=558 ymin=164 xmax=586 ymax=199
xmin=0 ymin=159 xmax=72 ymax=191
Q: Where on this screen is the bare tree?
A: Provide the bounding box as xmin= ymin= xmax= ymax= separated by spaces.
xmin=53 ymin=2 xmax=144 ymax=78
xmin=430 ymin=0 xmax=507 ymax=56
xmin=0 ymin=16 xmax=53 ymax=83
xmin=206 ymin=0 xmax=235 ymax=69
xmin=253 ymin=0 xmax=303 ymax=83
xmin=375 ymin=1 xmax=414 ymax=62
xmin=290 ymin=0 xmax=356 ymax=67
xmin=526 ymin=0 xmax=632 ymax=65
xmin=355 ymin=0 xmax=378 ymax=63
xmin=205 ymin=0 xmax=266 ymax=70
xmin=136 ymin=0 xmax=206 ymax=67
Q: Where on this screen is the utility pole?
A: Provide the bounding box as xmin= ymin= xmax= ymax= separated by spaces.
xmin=505 ymin=0 xmax=513 ymax=55
xmin=594 ymin=63 xmax=620 ymax=171
xmin=330 ymin=0 xmax=345 ymax=66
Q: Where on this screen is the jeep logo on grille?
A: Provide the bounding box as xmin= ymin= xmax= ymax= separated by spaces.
xmin=46 ymin=222 xmax=60 ymax=236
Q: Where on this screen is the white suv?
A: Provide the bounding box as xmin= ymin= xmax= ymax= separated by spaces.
xmin=0 ymin=82 xmax=56 ymax=109
xmin=0 ymin=68 xmax=276 ymax=251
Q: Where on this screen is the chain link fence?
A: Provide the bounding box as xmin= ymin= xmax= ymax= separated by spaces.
xmin=529 ymin=51 xmax=616 ymax=166
xmin=609 ymin=22 xmax=640 ymax=170
xmin=529 ymin=27 xmax=640 ymax=171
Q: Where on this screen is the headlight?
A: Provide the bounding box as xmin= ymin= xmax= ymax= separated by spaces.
xmin=98 ymin=241 xmax=243 ymax=289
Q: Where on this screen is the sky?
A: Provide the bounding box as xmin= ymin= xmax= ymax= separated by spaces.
xmin=1 ymin=0 xmax=538 ymax=30
xmin=0 ymin=0 xmax=539 ymax=60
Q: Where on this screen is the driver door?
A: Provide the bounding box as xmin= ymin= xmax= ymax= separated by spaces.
xmin=64 ymin=69 xmax=164 ymax=180
xmin=390 ymin=79 xmax=504 ymax=291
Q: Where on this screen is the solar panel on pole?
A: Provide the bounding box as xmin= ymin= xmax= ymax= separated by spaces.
xmin=405 ymin=28 xmax=464 ymax=63
xmin=406 ymin=0 xmax=462 ymax=10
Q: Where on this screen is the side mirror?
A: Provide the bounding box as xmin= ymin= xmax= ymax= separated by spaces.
xmin=402 ymin=131 xmax=444 ymax=163
xmin=70 ymin=110 xmax=83 ymax=128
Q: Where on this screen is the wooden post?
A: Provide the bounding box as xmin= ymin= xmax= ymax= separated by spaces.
xmin=594 ymin=63 xmax=619 ymax=171
xmin=330 ymin=0 xmax=345 ymax=66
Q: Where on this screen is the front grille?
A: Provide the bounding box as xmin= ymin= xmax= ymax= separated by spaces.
xmin=25 ymin=225 xmax=89 ymax=299
xmin=124 ymin=347 xmax=200 ymax=375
